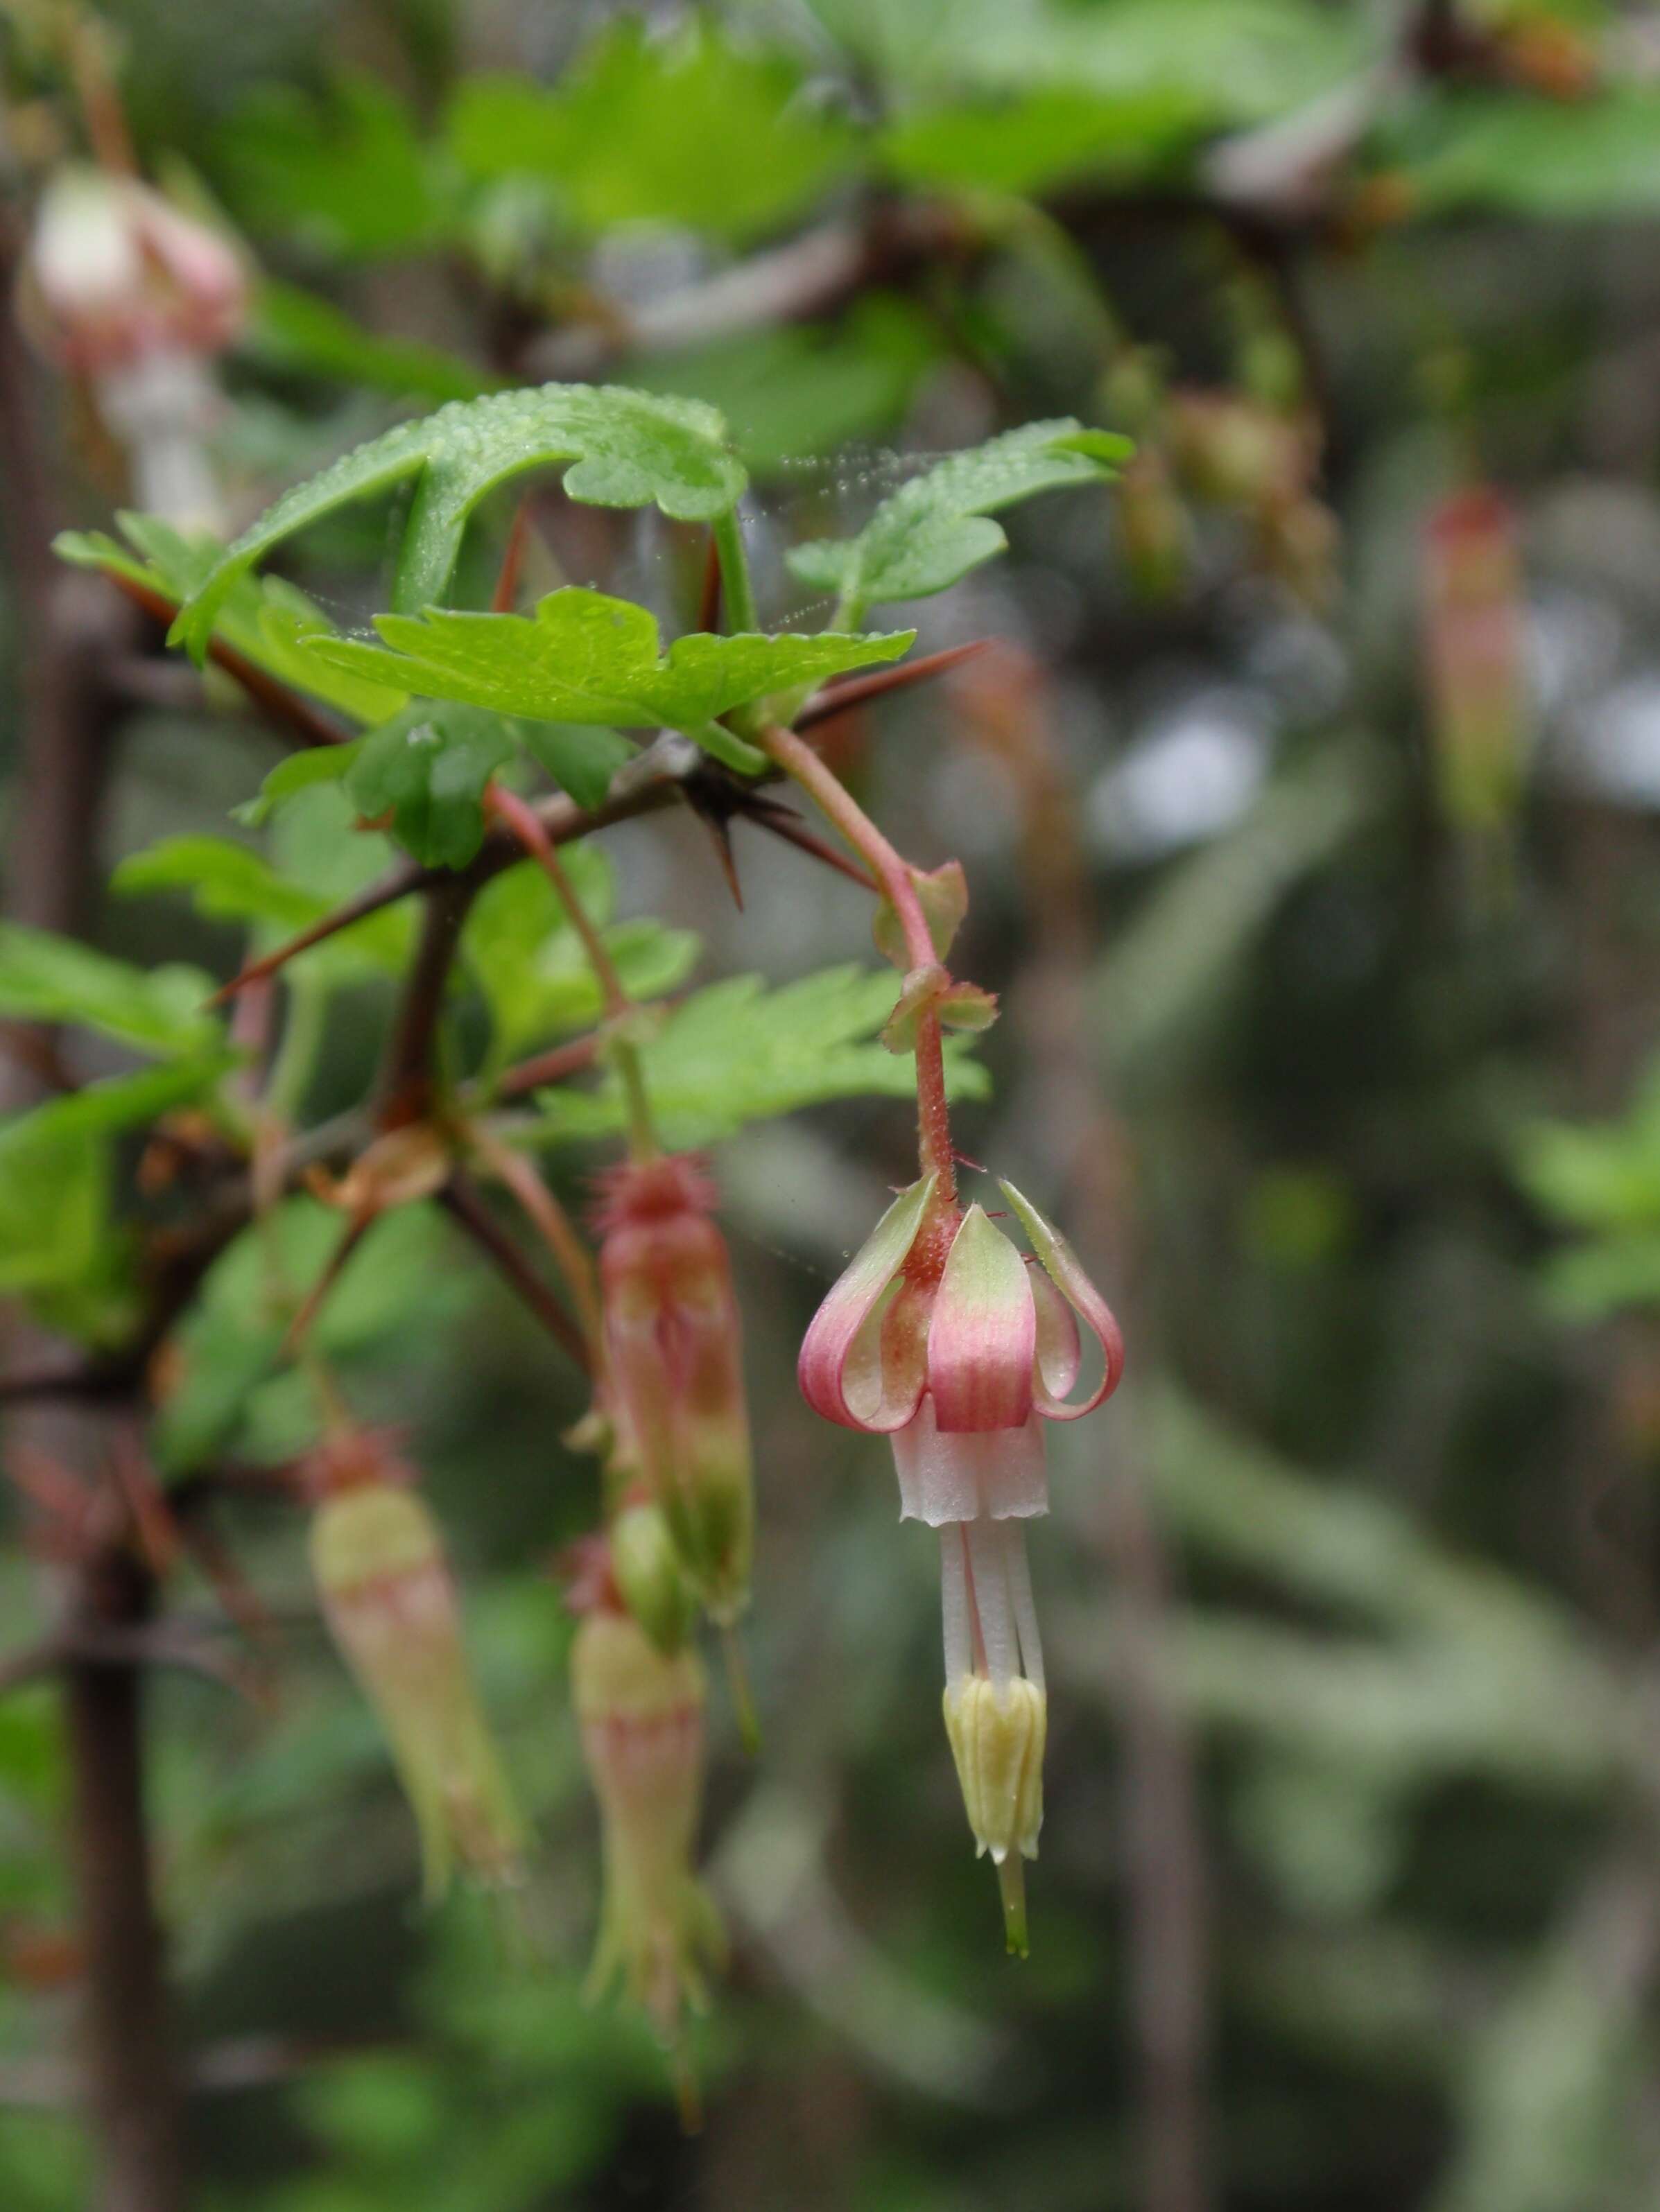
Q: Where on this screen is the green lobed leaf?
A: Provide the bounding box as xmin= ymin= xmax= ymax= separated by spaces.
xmin=212 ymin=73 xmax=450 ymax=259
xmin=0 ymin=1061 xmax=231 ymax=1303
xmin=633 ymin=299 xmax=941 ymax=477
xmin=879 ymin=87 xmax=1204 ymax=197
xmin=519 ymin=722 xmax=637 ymax=812
xmin=0 ymin=1111 xmax=109 ymax=1298
xmin=447 ymin=21 xmax=861 ymax=247
xmin=250 ymin=279 xmax=499 ymax=406
xmin=56 ymin=514 xmax=408 ymax=728
xmin=0 ymin=923 xmax=217 ymax=1057
xmin=1387 ymin=88 xmax=1660 ymax=220
xmin=232 ymin=743 xmax=362 ymax=829
xmin=521 ymin=965 xmax=989 ymax=1149
xmin=305 ymin=587 xmax=913 ymax=751
xmin=153 ymin=1199 xmax=461 ymax=1474
xmin=786 ymin=419 xmax=1132 ymax=612
xmin=170 ymin=383 xmax=749 ymax=659
xmin=464 ymin=848 xmax=700 ymax=1063
xmin=112 ymin=831 xmax=408 ymax=974
xmin=341 ymin=705 xmax=519 ymax=870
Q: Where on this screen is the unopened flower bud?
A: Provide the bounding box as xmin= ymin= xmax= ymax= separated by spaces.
xmin=572 ymin=1608 xmax=723 ymax=2041
xmin=310 ymin=1474 xmax=521 ymax=1899
xmin=1423 ymin=487 xmax=1530 ymax=835
xmin=595 ymin=1156 xmax=753 ymax=1622
xmin=611 ymin=1501 xmax=698 ymax=1655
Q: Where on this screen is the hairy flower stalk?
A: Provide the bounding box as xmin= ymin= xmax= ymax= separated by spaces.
xmin=19 ymin=165 xmax=245 ymax=529
xmin=801 ymin=1169 xmax=1123 ymax=1949
xmin=571 ymin=1588 xmax=724 ymax=2115
xmin=306 ymin=1436 xmax=522 ymax=1898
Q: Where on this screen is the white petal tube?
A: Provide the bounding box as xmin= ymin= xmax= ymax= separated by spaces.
xmin=939 ymin=1524 xmax=973 ymax=1689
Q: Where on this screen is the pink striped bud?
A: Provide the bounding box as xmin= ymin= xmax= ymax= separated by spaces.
xmin=571 ymin=1605 xmax=724 ymax=2041
xmin=594 ymin=1156 xmax=753 ymax=1622
xmin=1424 ymin=487 xmax=1531 ymax=833
xmin=308 ymin=1444 xmax=521 ymax=1899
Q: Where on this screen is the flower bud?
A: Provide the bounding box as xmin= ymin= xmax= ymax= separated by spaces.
xmin=610 ymin=1501 xmax=698 ymax=1655
xmin=595 ymin=1156 xmax=753 ymax=1622
xmin=310 ymin=1475 xmax=521 ymax=1898
xmin=571 ymin=1608 xmax=724 ymax=2039
xmin=1423 ymin=487 xmax=1530 ymax=835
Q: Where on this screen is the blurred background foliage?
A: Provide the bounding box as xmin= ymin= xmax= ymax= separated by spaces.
xmin=8 ymin=1 xmax=1660 ymax=2209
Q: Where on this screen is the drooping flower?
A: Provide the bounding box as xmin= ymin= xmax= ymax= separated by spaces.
xmin=306 ymin=1435 xmax=521 ymax=1899
xmin=594 ymin=1156 xmax=753 ymax=1623
xmin=799 ymin=1174 xmax=1123 ymax=1949
xmin=18 ymin=165 xmax=245 ymax=528
xmin=571 ymin=1596 xmax=724 ymax=2057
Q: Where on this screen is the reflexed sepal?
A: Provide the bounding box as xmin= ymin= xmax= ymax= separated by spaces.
xmin=796 ymin=1172 xmax=937 ymax=1431
xmin=998 ymin=1181 xmax=1125 ymax=1419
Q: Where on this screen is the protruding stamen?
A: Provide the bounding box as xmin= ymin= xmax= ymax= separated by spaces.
xmin=965 ymin=1516 xmax=1017 ymax=1690
xmin=999 ymin=1520 xmax=1046 ymax=1695
xmin=940 ymin=1524 xmax=972 ymax=1689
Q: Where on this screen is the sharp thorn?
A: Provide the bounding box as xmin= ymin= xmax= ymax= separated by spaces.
xmin=794 ymin=641 xmax=989 ymax=732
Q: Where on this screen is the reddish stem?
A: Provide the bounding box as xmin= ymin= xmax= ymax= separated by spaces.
xmin=756 ymin=722 xmax=958 ymax=1199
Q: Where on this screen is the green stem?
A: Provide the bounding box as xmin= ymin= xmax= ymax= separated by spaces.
xmin=829 ymin=587 xmax=866 ymax=637
xmin=264 ymin=973 xmax=328 ymax=1126
xmin=485 ymin=784 xmax=662 ymax=1162
xmin=467 ymin=1121 xmax=605 ymax=1362
xmin=612 ymin=1038 xmax=659 ymax=1165
xmin=711 ymin=509 xmax=760 ymax=636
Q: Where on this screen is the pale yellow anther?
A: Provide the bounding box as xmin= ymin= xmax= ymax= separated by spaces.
xmin=942 ymin=1674 xmax=1046 ymax=1866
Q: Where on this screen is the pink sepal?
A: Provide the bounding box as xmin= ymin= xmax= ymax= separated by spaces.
xmin=797 ymin=1173 xmax=936 ymax=1431
xmin=1029 ymin=1262 xmax=1081 ymax=1402
xmin=998 ymin=1181 xmax=1125 ymax=1420
xmin=926 ymin=1205 xmax=1036 ymax=1434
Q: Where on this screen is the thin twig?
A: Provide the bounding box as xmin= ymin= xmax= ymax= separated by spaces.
xmin=208 ymin=776 xmax=685 ymax=1007
xmin=493 ymin=1030 xmax=606 ymax=1102
xmin=440 ymin=1176 xmax=591 ymax=1374
xmin=377 ymin=878 xmax=476 ymax=1128
xmin=101 ymin=571 xmax=352 ymax=753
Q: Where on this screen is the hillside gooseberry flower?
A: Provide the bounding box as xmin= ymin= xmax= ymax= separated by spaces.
xmin=307 ymin=1440 xmax=521 ymax=1898
xmin=19 ymin=166 xmax=245 ymax=529
xmin=799 ymin=1174 xmax=1123 ymax=1950
xmin=594 ymin=1156 xmax=753 ymax=1623
xmin=571 ymin=1601 xmax=724 ymax=2053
